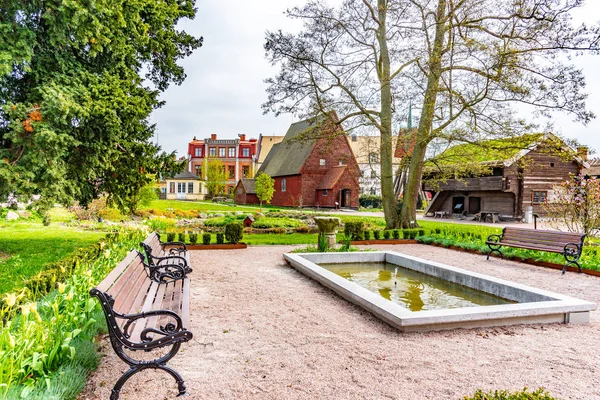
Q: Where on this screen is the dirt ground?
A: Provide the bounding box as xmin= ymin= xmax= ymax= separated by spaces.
xmin=80 ymin=244 xmax=600 ymax=400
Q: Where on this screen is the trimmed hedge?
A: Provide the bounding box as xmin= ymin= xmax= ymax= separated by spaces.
xmin=463 ymin=388 xmax=557 ymax=400
xmin=344 ymin=221 xmax=365 ymax=240
xmin=225 ymin=223 xmax=243 ymax=244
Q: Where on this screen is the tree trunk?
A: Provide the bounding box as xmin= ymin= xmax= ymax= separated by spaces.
xmin=400 ymin=0 xmax=447 ymax=228
xmin=377 ymin=0 xmax=399 ymax=229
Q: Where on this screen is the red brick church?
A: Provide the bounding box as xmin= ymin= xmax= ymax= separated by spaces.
xmin=234 ymin=112 xmax=360 ymax=208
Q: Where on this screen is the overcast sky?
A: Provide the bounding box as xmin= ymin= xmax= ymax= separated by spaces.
xmin=150 ymin=0 xmax=600 ymax=158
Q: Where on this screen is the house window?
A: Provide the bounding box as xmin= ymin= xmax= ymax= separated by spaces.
xmin=195 ymin=165 xmax=202 ymax=177
xmin=242 ymin=165 xmax=249 ymax=178
xmin=320 ymin=159 xmax=326 ymax=166
xmin=322 ymin=190 xmax=328 ymax=196
xmin=532 ymin=191 xmax=547 ymax=204
xmin=169 ymin=182 xmax=175 ymax=193
xmin=550 ymin=162 xmax=555 ymax=167
xmin=370 ymin=170 xmax=377 ymax=179
xmin=209 ymin=147 xmax=216 ymax=157
xmin=177 ymin=182 xmax=185 ymax=193
xmin=237 ymin=187 xmax=243 ymax=195
xmin=369 ymin=153 xmax=378 ymax=163
xmin=229 ymin=147 xmax=235 ymax=157
xmin=339 ymin=160 xmax=345 ymax=166
xmin=242 ymin=148 xmax=250 ymax=157
xmin=188 ymin=182 xmax=194 ymax=193
xmin=195 ymin=148 xmax=201 ymax=157
xmin=281 ymin=178 xmax=286 ymax=192
xmin=228 ymin=166 xmax=235 ymax=179
xmin=219 ymin=148 xmax=226 ymax=157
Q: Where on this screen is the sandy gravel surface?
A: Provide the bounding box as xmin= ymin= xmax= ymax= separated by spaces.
xmin=81 ymin=245 xmax=600 ymax=400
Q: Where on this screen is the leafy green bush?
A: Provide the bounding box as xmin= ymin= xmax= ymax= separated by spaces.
xmin=373 ymin=230 xmax=381 ymax=240
xmin=166 ymin=232 xmax=176 ymax=242
xmin=463 ymin=388 xmax=557 ymax=400
xmin=363 ymin=230 xmax=371 ymax=240
xmin=383 ymin=230 xmax=391 ymax=239
xmin=359 ymin=194 xmax=382 ymax=209
xmin=216 ymin=233 xmax=224 ymax=244
xmin=392 ymin=229 xmax=400 ymax=239
xmin=202 ymin=233 xmax=211 ymax=245
xmin=178 ymin=232 xmax=186 ymax=243
xmin=225 ymin=223 xmax=243 ymax=244
xmin=344 ymin=222 xmax=364 ymax=240
xmin=189 ymin=233 xmax=198 ymax=245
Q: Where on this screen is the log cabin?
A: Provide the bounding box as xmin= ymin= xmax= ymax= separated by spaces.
xmin=423 ymin=133 xmax=588 ymax=220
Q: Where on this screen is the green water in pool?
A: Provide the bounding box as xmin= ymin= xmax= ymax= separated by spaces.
xmin=321 ymin=262 xmax=514 ymax=311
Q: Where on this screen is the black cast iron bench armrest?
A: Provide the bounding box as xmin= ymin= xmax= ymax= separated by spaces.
xmin=143 ymin=260 xmax=188 ymax=283
xmin=160 ymin=241 xmax=187 ymax=251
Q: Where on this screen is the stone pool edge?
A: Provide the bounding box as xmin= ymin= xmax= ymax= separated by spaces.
xmin=283 ymin=251 xmax=596 ymax=332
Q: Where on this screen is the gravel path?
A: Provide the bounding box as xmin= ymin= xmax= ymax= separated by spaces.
xmin=80 ymin=244 xmax=600 ymax=400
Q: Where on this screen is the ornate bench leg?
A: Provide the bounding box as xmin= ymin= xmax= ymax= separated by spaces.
xmin=486 ymin=246 xmax=503 ymax=260
xmin=157 ymin=364 xmax=188 ymax=396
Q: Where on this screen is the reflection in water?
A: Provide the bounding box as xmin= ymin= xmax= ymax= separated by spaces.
xmin=322 ymin=262 xmax=514 ymax=311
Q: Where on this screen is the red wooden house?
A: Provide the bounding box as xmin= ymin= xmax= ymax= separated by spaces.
xmin=236 ymin=113 xmax=360 ymax=208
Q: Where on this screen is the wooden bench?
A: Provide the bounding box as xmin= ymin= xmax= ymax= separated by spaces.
xmin=141 ymin=232 xmax=192 ymax=274
xmin=90 ymin=250 xmax=193 ymax=400
xmin=486 ymin=228 xmax=586 ymax=274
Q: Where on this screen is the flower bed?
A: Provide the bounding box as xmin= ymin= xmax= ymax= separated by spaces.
xmin=0 ymin=229 xmax=147 ymax=398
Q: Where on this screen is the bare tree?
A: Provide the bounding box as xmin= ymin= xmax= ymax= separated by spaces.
xmin=264 ymin=0 xmax=599 ymax=228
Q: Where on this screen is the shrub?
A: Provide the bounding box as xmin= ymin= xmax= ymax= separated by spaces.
xmin=402 ymin=229 xmax=409 ymax=239
xmin=373 ymin=230 xmax=381 ymax=240
xmin=295 ymin=225 xmax=310 ymax=233
xmin=42 ymin=213 xmax=51 ymax=226
xmin=359 ymin=194 xmax=382 ymax=209
xmin=392 ymin=229 xmax=400 ymax=239
xmin=202 ymin=233 xmax=211 ymax=245
xmin=216 ymin=232 xmax=224 ymax=244
xmin=344 ymin=221 xmax=364 ymax=240
xmin=166 ymin=232 xmax=176 ymax=242
xmin=463 ymin=388 xmax=557 ymax=400
xmin=178 ymin=232 xmax=186 ymax=243
xmin=383 ymin=230 xmax=391 ymax=239
xmin=225 ymin=222 xmax=243 ymax=244
xmin=363 ymin=230 xmax=371 ymax=240
xmin=417 ymin=229 xmax=425 ymax=237
xmin=189 ymin=233 xmax=198 ymax=245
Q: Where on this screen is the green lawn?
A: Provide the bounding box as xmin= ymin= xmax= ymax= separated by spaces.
xmin=0 ymin=221 xmax=106 ymax=294
xmin=142 ymin=199 xmax=295 ymax=213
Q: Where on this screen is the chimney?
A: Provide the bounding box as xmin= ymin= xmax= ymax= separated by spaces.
xmin=193 ymin=136 xmax=197 ymax=140
xmin=211 ymin=134 xmax=217 ymax=140
xmin=577 ymin=146 xmax=588 ymax=161
xmin=239 ymin=133 xmax=246 ymax=141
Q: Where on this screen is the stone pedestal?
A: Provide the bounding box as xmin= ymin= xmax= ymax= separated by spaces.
xmin=313 ymin=216 xmax=341 ymax=250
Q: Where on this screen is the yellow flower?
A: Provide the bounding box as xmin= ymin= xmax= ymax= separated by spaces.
xmin=3 ymin=293 xmax=17 ymax=307
xmin=21 ymin=304 xmax=31 ymax=317
xmin=28 ymin=302 xmax=37 ymax=314
xmin=66 ymin=291 xmax=73 ymax=301
xmin=8 ymin=334 xmax=15 ymax=349
xmin=57 ymin=283 xmax=66 ymax=294
xmin=104 ymin=250 xmax=111 ymax=258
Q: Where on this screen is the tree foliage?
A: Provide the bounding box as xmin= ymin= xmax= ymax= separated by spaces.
xmin=263 ymin=0 xmax=599 ymax=228
xmin=544 ymin=174 xmax=600 ymax=238
xmin=254 ymin=172 xmax=275 ymax=210
xmin=0 ymin=0 xmax=202 ymax=211
xmin=205 ymin=158 xmax=228 ymax=197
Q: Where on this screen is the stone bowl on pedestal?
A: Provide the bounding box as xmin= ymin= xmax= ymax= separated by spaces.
xmin=313 ymin=216 xmax=341 ymax=249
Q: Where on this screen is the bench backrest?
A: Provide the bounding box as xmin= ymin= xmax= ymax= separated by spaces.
xmin=95 ymin=251 xmax=152 ymax=318
xmin=143 ymin=232 xmax=164 ymax=256
xmin=502 ymin=228 xmax=585 ymax=250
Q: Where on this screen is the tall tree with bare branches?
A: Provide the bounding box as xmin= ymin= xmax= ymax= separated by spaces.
xmin=264 ymin=0 xmax=599 ymax=228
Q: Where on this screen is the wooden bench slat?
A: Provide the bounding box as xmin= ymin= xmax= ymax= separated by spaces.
xmin=97 ymin=251 xmax=139 ymax=292
xmin=181 ymin=278 xmax=191 ymax=329
xmin=112 ymin=261 xmax=150 ymax=312
xmin=109 ymin=259 xmax=147 ymax=309
xmin=128 ymin=281 xmax=161 ymax=341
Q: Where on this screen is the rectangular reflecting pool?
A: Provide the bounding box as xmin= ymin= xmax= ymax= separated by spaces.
xmin=284 ymin=251 xmax=596 ymax=332
xmin=322 ymin=262 xmax=515 ymax=311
